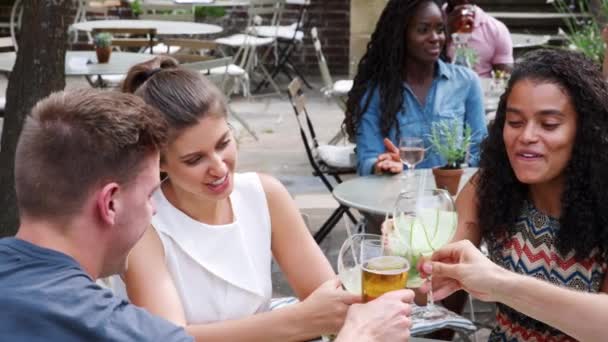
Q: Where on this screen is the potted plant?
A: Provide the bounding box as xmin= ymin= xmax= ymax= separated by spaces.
xmin=428 ymin=119 xmax=472 ymax=195
xmin=94 ymin=32 xmax=112 ymax=64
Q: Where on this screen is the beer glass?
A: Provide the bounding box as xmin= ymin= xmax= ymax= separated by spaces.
xmin=337 ymin=233 xmax=409 ymax=302
xmin=360 ymin=238 xmax=410 ymax=303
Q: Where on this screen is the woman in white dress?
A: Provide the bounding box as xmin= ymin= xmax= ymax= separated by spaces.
xmin=118 ymin=56 xmax=363 ymax=341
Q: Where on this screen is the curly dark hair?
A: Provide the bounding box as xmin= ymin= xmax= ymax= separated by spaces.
xmin=477 ymin=48 xmax=608 ymax=261
xmin=343 ymin=0 xmax=447 ymax=142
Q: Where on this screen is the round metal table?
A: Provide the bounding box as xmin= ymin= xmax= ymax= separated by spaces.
xmin=0 ymin=51 xmax=155 ymax=77
xmin=71 ymin=19 xmax=223 ymax=36
xmin=332 ymin=168 xmax=477 ymax=216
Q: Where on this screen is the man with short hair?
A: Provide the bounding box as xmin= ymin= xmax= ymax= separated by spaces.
xmin=0 ymin=88 xmax=414 ymax=341
xmin=445 ymin=0 xmax=514 ymax=77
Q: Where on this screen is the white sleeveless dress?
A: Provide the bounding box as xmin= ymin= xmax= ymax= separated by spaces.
xmin=152 ymin=172 xmax=273 ymax=324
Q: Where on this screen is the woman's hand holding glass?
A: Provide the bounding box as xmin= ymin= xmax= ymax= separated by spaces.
xmin=298 ymin=278 xmax=362 ymax=335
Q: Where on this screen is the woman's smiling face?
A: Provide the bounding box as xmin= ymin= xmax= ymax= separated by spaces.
xmin=161 ymin=115 xmax=237 ymax=200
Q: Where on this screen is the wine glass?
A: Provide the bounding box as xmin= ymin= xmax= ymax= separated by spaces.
xmin=399 ymin=137 xmax=425 ymax=180
xmin=384 ymin=189 xmax=458 ymax=319
xmin=337 ymin=233 xmax=409 ymax=301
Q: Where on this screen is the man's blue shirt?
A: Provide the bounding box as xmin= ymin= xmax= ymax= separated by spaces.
xmin=0 ymin=237 xmax=193 ymax=342
xmin=356 ymin=60 xmax=488 ymax=175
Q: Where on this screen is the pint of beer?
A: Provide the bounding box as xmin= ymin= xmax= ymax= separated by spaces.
xmin=362 ymin=255 xmax=409 ymax=303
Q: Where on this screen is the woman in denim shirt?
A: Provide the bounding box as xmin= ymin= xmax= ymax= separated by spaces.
xmin=344 ymin=0 xmax=487 ymax=176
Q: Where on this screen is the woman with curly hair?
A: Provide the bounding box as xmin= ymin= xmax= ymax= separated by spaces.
xmin=455 ymin=48 xmax=608 ymax=341
xmin=344 ymin=0 xmax=487 ymax=176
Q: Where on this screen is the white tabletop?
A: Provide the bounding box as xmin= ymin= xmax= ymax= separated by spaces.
xmin=71 ymin=19 xmax=223 ymax=35
xmin=0 ymin=51 xmax=155 ymax=76
xmin=332 ymin=168 xmax=477 ymax=215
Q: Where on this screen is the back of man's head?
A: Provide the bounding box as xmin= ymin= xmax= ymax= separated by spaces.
xmin=15 ymin=88 xmax=167 ymax=222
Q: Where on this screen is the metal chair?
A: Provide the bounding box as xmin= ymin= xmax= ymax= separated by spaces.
xmin=161 ymin=38 xmax=259 ymax=141
xmin=252 ymin=0 xmax=312 ymax=91
xmin=287 ymin=78 xmax=358 ymax=243
xmin=215 ymin=0 xmax=285 ymax=97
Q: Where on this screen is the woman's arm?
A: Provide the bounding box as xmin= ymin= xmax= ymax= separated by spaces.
xmin=426 ymin=240 xmax=608 ymax=342
xmin=356 ymin=88 xmax=400 ymax=175
xmin=123 ymin=226 xmax=187 ymax=325
xmin=463 ymin=74 xmax=487 ymax=167
xmin=453 ymin=177 xmax=482 ymax=246
xmin=260 ymin=173 xmax=334 ymax=298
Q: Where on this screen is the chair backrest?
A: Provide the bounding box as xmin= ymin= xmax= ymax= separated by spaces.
xmin=287 ymin=78 xmax=321 ymax=167
xmin=9 ymin=0 xmax=22 ymax=51
xmin=310 ymin=27 xmax=334 ymax=93
xmin=140 ymin=1 xmax=194 ymax=21
xmin=91 ymin=28 xmax=158 ymax=52
xmin=181 ymin=56 xmax=233 ymax=72
xmin=161 ymin=38 xmax=218 ymax=63
xmin=248 ymin=0 xmax=285 ymax=28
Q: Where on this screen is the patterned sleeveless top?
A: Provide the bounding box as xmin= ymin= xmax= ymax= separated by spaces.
xmin=487 ymin=201 xmax=607 ymax=342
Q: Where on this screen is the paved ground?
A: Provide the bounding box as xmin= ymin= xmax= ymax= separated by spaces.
xmin=0 ymin=74 xmax=494 ymax=340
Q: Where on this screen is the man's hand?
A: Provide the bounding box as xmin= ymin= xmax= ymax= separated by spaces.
xmin=602 ymin=25 xmax=608 ymax=45
xmin=373 ymin=138 xmax=403 ymax=174
xmin=447 ymin=5 xmax=475 ymax=35
xmin=419 ymin=240 xmax=506 ymax=302
xmin=336 ymin=289 xmax=414 ymax=342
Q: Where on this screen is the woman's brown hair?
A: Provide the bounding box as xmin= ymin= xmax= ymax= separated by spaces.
xmin=122 ymin=56 xmax=228 ymax=135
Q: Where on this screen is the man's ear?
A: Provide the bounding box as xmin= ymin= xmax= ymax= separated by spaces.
xmin=97 ymin=183 xmax=120 ymax=225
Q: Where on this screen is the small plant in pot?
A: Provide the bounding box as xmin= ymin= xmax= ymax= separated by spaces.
xmin=428 ymin=119 xmax=472 ymax=195
xmin=94 ymin=32 xmax=113 ymax=64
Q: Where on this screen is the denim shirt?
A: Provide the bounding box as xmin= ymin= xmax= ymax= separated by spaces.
xmin=356 ymin=60 xmax=487 ymax=175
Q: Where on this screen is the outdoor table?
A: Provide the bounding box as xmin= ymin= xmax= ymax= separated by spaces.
xmin=174 ymin=0 xmax=250 ymax=5
xmin=511 ymin=33 xmax=550 ymax=49
xmin=332 ymin=168 xmax=477 ymax=216
xmin=71 ymin=19 xmax=223 ymax=36
xmin=0 ymin=51 xmax=155 ymax=87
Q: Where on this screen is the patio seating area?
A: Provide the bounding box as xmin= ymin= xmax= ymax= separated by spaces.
xmin=2 ymin=0 xmax=605 ymax=341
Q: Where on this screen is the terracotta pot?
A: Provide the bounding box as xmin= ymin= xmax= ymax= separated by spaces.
xmin=432 ymin=167 xmax=464 ymax=196
xmin=95 ymin=47 xmax=111 ymax=64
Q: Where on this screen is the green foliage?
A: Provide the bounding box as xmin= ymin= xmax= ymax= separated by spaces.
xmin=130 ymin=0 xmax=142 ymax=16
xmin=195 ymin=6 xmax=226 ymax=18
xmin=94 ymin=32 xmax=112 ymax=48
xmin=428 ymin=119 xmax=472 ymax=169
xmin=553 ymin=0 xmax=608 ymax=64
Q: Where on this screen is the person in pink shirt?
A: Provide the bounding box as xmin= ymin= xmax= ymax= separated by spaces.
xmin=445 ymin=0 xmax=513 ymax=77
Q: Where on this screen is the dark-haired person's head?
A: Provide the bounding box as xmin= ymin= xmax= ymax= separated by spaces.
xmin=478 ymin=48 xmax=608 ymax=261
xmin=344 ymin=0 xmax=446 ymax=141
xmin=15 ymin=89 xmax=168 ymax=277
xmin=122 ymin=56 xmax=236 ymax=203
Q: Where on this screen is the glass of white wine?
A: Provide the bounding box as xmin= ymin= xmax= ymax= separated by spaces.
xmin=399 ymin=137 xmax=425 ymax=180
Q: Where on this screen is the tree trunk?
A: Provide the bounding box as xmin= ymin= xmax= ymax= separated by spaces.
xmin=0 ymin=0 xmax=76 ymax=236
